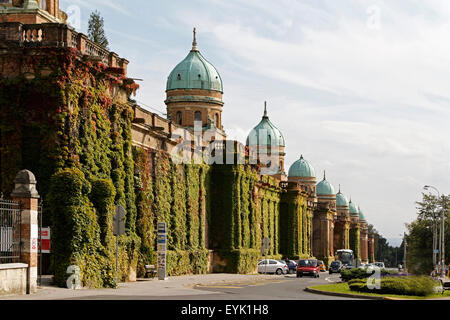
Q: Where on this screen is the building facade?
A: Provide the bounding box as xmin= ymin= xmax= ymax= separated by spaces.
xmin=0 ymin=1 xmax=376 ymax=285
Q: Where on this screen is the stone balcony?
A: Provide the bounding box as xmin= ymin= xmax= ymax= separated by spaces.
xmin=0 ymin=22 xmax=129 ymax=74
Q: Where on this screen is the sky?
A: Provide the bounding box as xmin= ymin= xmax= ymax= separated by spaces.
xmin=60 ymin=0 xmax=450 ymax=246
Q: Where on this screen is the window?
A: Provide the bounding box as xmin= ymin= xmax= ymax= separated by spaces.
xmin=176 ymin=111 xmax=182 ymax=125
xmin=194 ymin=111 xmax=202 ymax=122
xmin=39 ymin=0 xmax=47 ymax=10
xmin=177 ymin=74 xmax=181 ymax=80
xmin=269 ymin=260 xmax=277 ymax=265
xmin=214 ymin=113 xmax=219 ymax=127
xmin=0 ymin=0 xmax=12 ymax=4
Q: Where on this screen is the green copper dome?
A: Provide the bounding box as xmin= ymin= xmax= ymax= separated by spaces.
xmin=288 ymin=155 xmax=315 ymax=178
xmin=349 ymin=200 xmax=359 ymax=216
xmin=246 ymin=104 xmax=285 ymax=147
xmin=359 ymin=207 xmax=366 ymax=221
xmin=336 ymin=190 xmax=349 ymax=207
xmin=166 ymin=30 xmax=223 ymax=93
xmin=316 ymin=172 xmax=335 ymax=196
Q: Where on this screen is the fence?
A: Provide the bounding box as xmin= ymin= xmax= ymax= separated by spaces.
xmin=0 ymin=198 xmax=21 ymax=264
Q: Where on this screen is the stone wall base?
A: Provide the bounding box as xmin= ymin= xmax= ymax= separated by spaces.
xmin=0 ymin=263 xmax=28 ymax=296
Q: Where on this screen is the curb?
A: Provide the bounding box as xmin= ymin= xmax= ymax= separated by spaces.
xmin=304 ymin=286 xmax=394 ymax=300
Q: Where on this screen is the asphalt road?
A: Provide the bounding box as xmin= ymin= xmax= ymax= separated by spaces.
xmin=67 ymin=272 xmax=358 ymax=300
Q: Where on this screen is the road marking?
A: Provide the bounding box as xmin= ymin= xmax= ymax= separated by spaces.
xmin=325 ymin=275 xmax=342 ymax=283
xmin=195 ymin=285 xmax=243 ymax=289
xmin=195 ymin=279 xmax=290 ymax=289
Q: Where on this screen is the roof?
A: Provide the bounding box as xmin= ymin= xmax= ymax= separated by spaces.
xmin=288 ymin=155 xmax=315 ymax=178
xmin=246 ymin=104 xmax=285 ymax=147
xmin=166 ymin=30 xmax=223 ymax=92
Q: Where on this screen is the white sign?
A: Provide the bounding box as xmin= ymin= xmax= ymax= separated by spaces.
xmin=157 ymin=222 xmax=167 ymax=280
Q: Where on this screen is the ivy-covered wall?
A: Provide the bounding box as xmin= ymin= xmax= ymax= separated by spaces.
xmin=133 ymin=148 xmax=210 ymax=276
xmin=209 ymin=164 xmax=284 ymax=273
xmin=0 ymin=48 xmax=140 ymax=288
xmin=349 ymin=226 xmax=361 ymax=262
xmin=280 ymin=190 xmax=311 ymax=259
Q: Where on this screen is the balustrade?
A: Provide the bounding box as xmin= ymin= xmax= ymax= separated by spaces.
xmin=1 ymin=22 xmax=126 ymax=70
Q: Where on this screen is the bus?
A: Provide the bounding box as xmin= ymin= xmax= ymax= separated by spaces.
xmin=335 ymin=249 xmax=354 ymax=266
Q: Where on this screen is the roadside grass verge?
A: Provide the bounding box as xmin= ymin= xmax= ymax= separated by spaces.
xmin=310 ymin=282 xmax=450 ymax=300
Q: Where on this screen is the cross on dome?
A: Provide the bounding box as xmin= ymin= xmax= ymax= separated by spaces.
xmin=192 ymin=27 xmax=198 ymax=51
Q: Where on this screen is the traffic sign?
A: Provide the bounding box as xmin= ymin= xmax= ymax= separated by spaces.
xmin=113 ymin=205 xmax=126 ymax=236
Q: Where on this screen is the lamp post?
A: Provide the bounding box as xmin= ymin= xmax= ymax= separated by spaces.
xmin=424 ymin=185 xmax=446 ymax=277
xmin=403 ymin=232 xmax=407 ymax=272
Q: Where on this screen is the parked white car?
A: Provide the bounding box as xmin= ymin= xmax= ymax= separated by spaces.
xmin=257 ymin=259 xmax=288 ymax=275
xmin=373 ymin=262 xmax=385 ymax=269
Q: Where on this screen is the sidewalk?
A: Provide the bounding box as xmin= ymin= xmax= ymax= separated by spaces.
xmin=0 ymin=273 xmax=284 ymax=300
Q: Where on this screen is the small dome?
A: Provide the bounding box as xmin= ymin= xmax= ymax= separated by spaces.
xmin=349 ymin=200 xmax=359 ymax=216
xmin=336 ymin=191 xmax=349 ymax=207
xmin=246 ymin=104 xmax=285 ymax=147
xmin=288 ymin=155 xmax=315 ymax=178
xmin=166 ymin=30 xmax=223 ymax=92
xmin=359 ymin=207 xmax=366 ymax=221
xmin=316 ymin=172 xmax=335 ymax=196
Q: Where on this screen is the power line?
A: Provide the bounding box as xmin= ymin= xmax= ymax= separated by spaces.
xmin=134 ymin=100 xmax=166 ymax=116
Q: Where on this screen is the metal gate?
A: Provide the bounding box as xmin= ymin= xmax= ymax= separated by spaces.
xmin=38 ymin=200 xmax=43 ymax=286
xmin=0 ymin=198 xmax=21 ymax=264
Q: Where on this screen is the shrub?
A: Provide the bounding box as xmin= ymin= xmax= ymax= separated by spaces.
xmin=216 ymin=249 xmax=261 ymax=274
xmin=341 ymin=267 xmax=396 ymax=282
xmin=166 ymin=249 xmax=209 ymax=276
xmin=348 ymin=276 xmax=439 ymax=296
xmin=48 ymin=168 xmax=116 ymax=288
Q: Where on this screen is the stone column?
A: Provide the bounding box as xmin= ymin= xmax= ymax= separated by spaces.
xmin=11 ymin=170 xmax=40 ymax=294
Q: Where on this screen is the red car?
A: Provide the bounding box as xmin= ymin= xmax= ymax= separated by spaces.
xmin=296 ymin=259 xmax=320 ymax=278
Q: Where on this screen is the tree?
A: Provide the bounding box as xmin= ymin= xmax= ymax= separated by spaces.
xmin=406 ymin=193 xmax=450 ymax=274
xmin=366 ymin=223 xmax=399 ymax=267
xmin=87 ymin=10 xmax=109 ymax=49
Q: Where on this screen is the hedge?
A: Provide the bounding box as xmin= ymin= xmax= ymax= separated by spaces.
xmin=348 ymin=276 xmax=438 ymax=296
xmin=340 ymin=267 xmax=397 ymax=282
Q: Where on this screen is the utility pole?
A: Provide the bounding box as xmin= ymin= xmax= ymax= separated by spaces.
xmin=424 ymin=185 xmax=442 ymax=275
xmin=403 ymin=232 xmax=407 ymax=272
xmin=440 ymin=198 xmax=446 ymax=277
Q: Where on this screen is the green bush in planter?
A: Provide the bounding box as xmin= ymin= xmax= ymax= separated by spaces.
xmin=348 ymin=276 xmax=438 ymax=296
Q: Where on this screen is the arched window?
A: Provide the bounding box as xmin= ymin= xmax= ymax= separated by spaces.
xmin=215 ymin=113 xmax=219 ymax=128
xmin=176 ymin=111 xmax=182 ymax=125
xmin=194 ymin=111 xmax=202 ymax=122
xmin=39 ymin=0 xmax=47 ymax=10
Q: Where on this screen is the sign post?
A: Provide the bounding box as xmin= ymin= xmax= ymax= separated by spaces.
xmin=113 ymin=205 xmax=126 ymax=286
xmin=157 ymin=222 xmax=167 ymax=280
xmin=262 ymin=237 xmax=270 ymax=274
xmin=39 ymin=227 xmax=51 ymax=253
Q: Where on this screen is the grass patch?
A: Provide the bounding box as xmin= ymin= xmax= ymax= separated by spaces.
xmin=310 ymin=282 xmax=450 ymax=300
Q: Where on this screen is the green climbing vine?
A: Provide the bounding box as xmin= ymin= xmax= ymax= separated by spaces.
xmin=350 ymin=227 xmax=361 ymax=261
xmin=0 ymin=48 xmax=140 ymax=287
xmin=209 ymin=164 xmax=284 ymax=273
xmin=133 ymin=148 xmax=210 ymax=276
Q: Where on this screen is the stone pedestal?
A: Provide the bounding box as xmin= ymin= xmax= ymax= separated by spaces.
xmin=11 ymin=169 xmax=40 ymax=294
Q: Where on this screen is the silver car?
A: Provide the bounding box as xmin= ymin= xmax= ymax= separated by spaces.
xmin=257 ymin=259 xmax=288 ymax=275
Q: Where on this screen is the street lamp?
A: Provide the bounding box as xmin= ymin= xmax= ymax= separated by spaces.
xmin=424 ymin=185 xmax=446 ymax=277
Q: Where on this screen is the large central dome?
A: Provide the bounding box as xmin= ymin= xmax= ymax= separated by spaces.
xmin=166 ymin=31 xmax=223 ymax=92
